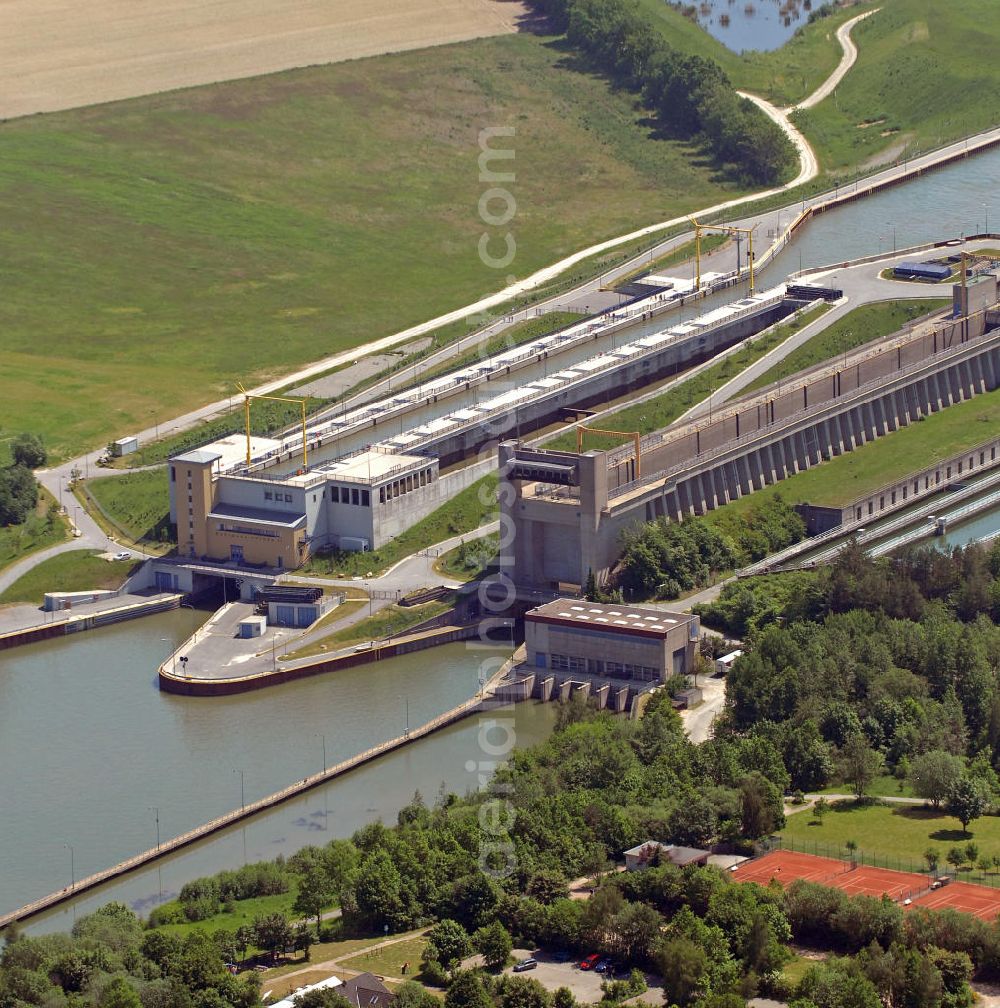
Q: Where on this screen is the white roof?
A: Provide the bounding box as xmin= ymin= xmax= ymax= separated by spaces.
xmin=322 ymin=449 xmax=427 ymax=483
xmin=199 ymin=434 xmax=282 ymax=471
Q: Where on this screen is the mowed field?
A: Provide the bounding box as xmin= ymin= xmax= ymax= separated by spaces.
xmin=0 ymin=0 xmax=526 ymax=119
xmin=0 ymin=31 xmax=753 ymax=460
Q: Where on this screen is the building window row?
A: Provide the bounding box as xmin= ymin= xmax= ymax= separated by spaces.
xmin=216 ymin=523 xmax=279 ymax=539
xmin=330 ymin=485 xmax=370 ymax=507
xmin=541 ymin=653 xmax=658 ymax=680
xmin=263 ymin=490 xmax=294 ymax=503
xmin=378 ymin=468 xmax=434 ymax=504
xmin=550 ymin=653 xmax=585 ymax=673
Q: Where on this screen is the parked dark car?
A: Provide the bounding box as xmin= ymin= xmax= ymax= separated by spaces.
xmin=513 ymin=959 xmax=538 ymax=973
xmin=595 ymin=958 xmax=613 ymax=973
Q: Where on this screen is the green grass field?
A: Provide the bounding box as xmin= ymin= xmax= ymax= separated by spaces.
xmin=744 ymin=299 xmax=950 ymax=393
xmin=0 ymin=549 xmax=133 ymax=605
xmin=283 ymin=598 xmax=455 ymax=659
xmin=152 ymin=888 xmax=302 ymax=941
xmin=436 ymin=534 xmax=499 ymax=582
xmin=793 ymin=0 xmax=1000 ymax=171
xmin=783 ymin=801 xmax=1000 ymax=873
xmin=0 ymin=492 xmax=69 ymax=575
xmin=817 ymin=774 xmax=916 ymax=800
xmin=86 ymin=468 xmax=172 ymax=546
xmin=339 ymin=936 xmax=429 ymax=979
xmin=0 ymin=32 xmax=757 ymax=462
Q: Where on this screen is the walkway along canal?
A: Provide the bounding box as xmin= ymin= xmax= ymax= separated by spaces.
xmin=0 ymin=655 xmax=515 ymax=930
xmin=9 ymin=131 xmax=1000 ymax=927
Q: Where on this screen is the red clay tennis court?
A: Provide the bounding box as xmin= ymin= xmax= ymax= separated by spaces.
xmin=732 ymin=850 xmax=852 ymax=887
xmin=833 ymin=864 xmax=927 ymax=901
xmin=735 ymin=850 xmax=1000 ymax=920
xmin=911 ymin=882 xmax=1000 ymax=921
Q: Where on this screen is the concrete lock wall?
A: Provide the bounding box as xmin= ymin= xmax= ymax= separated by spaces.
xmin=503 ymin=306 xmax=1000 ymax=588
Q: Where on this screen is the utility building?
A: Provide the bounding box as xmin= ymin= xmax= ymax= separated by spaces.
xmin=170 ymin=438 xmax=439 ymax=570
xmin=524 ymin=599 xmax=699 ymax=683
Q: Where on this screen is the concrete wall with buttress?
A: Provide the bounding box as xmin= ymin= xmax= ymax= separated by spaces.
xmin=501 ymin=299 xmax=1000 ymax=590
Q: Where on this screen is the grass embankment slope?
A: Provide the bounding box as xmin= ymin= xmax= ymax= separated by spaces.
xmin=744 ymin=298 xmax=950 ymax=393
xmin=300 ymin=475 xmax=497 ymax=578
xmin=709 ymin=383 xmax=1000 ymax=513
xmin=636 ymin=0 xmax=873 ymax=107
xmin=0 ymin=32 xmax=754 ymax=462
xmin=794 ymin=0 xmax=1000 ymax=170
xmin=0 ymin=550 xmax=132 ymax=605
xmin=86 ymin=469 xmax=172 ymax=548
xmin=0 ymin=491 xmax=69 ymax=575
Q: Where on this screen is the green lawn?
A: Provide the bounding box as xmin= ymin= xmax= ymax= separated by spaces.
xmin=0 ymin=492 xmax=69 ymax=575
xmin=86 ymin=468 xmax=172 ymax=546
xmin=151 ymin=888 xmax=302 ymax=941
xmin=744 ymin=299 xmax=950 ymax=393
xmin=782 ymin=801 xmax=1000 ymax=877
xmin=704 ymin=383 xmax=1000 ymax=512
xmin=544 ymin=302 xmax=830 ymax=451
xmin=300 ymin=475 xmax=497 ymax=579
xmin=282 ymin=598 xmax=456 ymax=659
xmin=0 ymin=32 xmax=755 ymax=462
xmin=436 ymin=534 xmax=499 ymax=582
xmin=339 ymin=936 xmax=429 ymax=979
xmin=0 ymin=549 xmax=133 ymax=605
xmin=793 ymin=0 xmax=1000 ymax=171
xmin=816 ymin=774 xmax=916 ymax=800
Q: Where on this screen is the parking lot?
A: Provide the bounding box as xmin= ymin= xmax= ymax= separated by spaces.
xmin=503 ymin=950 xmax=666 ymax=1003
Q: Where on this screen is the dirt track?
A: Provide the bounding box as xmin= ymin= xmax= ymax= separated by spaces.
xmin=0 ymin=0 xmax=526 ymax=120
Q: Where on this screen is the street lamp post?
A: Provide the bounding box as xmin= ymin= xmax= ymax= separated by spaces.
xmin=400 ymin=696 xmax=410 ymax=737
xmin=316 ymin=732 xmax=327 ymax=774
xmin=64 ymin=843 xmax=75 ymax=890
xmin=234 ymin=769 xmax=245 ymax=811
xmin=985 ymin=203 xmax=991 ymax=234
xmin=148 ymin=806 xmax=160 ymax=850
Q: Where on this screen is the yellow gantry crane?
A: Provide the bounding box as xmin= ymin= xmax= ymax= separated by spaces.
xmin=236 ymin=382 xmax=309 ymax=468
xmin=576 ymin=425 xmax=641 ymax=477
xmin=688 ymin=216 xmax=757 ymax=295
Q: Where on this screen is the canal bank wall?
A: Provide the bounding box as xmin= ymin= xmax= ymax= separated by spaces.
xmin=0 ymin=659 xmax=515 ymax=931
xmin=158 ymin=621 xmax=484 ymax=696
xmin=0 ymin=594 xmax=182 ymax=652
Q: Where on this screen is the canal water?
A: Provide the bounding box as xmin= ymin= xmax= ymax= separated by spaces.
xmin=677 ymin=0 xmax=807 ymax=53
xmin=0 ymin=611 xmax=555 ymax=924
xmin=6 ymin=130 xmax=1000 ymax=929
xmin=300 ymin=144 xmax=1000 ymax=465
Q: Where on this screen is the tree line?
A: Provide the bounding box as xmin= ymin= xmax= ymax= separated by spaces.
xmin=526 ymin=0 xmax=796 ymax=185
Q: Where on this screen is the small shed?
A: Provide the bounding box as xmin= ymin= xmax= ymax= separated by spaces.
xmin=237 ymin=615 xmax=266 ymax=639
xmin=893 ymin=261 xmax=951 ymax=281
xmin=715 ymin=649 xmax=743 ymax=675
xmin=623 ymin=841 xmax=710 ymax=871
xmin=113 ymin=435 xmax=139 ymax=457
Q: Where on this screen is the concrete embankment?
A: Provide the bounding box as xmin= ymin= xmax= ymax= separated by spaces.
xmin=0 ymin=662 xmax=512 ymax=931
xmin=158 ymin=622 xmax=482 ymax=695
xmin=0 ymin=594 xmax=182 ymax=652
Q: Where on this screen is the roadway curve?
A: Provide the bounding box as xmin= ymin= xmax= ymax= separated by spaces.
xmin=5 ymin=7 xmax=873 ymax=588
xmin=794 ymin=9 xmax=879 ymax=111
